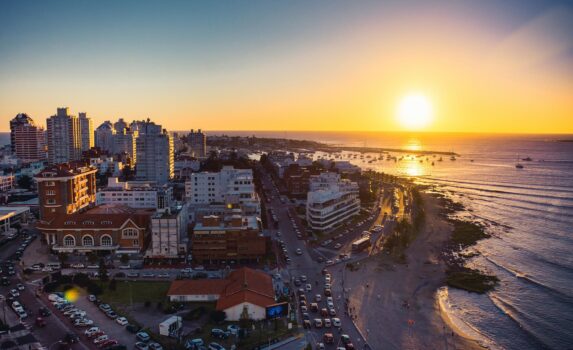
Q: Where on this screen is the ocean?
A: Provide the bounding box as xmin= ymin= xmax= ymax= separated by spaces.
xmin=214 ymin=131 xmax=573 ymax=350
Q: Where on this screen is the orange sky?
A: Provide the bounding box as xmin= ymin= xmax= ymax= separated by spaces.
xmin=1 ymin=1 xmax=572 ymax=134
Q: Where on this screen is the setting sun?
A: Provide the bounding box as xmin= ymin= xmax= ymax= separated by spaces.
xmin=397 ymin=94 xmax=433 ymax=130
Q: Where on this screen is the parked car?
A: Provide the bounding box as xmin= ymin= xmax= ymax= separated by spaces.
xmin=185 ymin=339 xmax=204 ymax=349
xmin=35 ymin=317 xmax=47 ymax=327
xmin=226 ymin=325 xmax=240 ymax=335
xmin=136 ymin=331 xmax=150 ymax=342
xmin=210 ymin=329 xmax=229 ymax=339
xmin=126 ymin=324 xmax=140 ymax=333
xmin=16 ymin=283 xmax=24 ymax=291
xmin=39 ymin=307 xmax=51 ymax=317
xmin=332 ymin=318 xmax=342 ymax=327
xmin=93 ymin=335 xmax=109 ymax=345
xmin=115 ymin=316 xmax=128 ymax=326
xmin=148 ymin=343 xmax=163 ymax=350
xmin=135 ymin=342 xmax=149 ymax=350
xmin=208 ymin=343 xmax=225 ymax=350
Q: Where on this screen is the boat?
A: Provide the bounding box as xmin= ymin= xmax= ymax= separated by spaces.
xmin=450 ymin=155 xmax=456 ymax=161
xmin=438 ymin=157 xmax=443 ymax=162
xmin=515 ymin=155 xmax=524 ymax=169
xmin=522 ymin=157 xmax=532 ymax=161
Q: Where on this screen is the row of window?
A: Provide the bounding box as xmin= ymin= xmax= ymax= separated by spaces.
xmin=63 ymin=234 xmax=139 ymax=247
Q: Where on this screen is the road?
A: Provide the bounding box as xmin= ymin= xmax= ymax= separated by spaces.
xmin=0 ymin=226 xmax=88 ymax=350
xmin=259 ymin=169 xmax=368 ymax=350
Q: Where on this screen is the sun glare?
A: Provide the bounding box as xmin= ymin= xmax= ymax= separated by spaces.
xmin=397 ymin=94 xmax=433 ymax=130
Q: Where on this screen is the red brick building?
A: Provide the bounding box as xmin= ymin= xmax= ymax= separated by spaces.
xmin=191 ymin=214 xmax=268 ymax=265
xmin=37 ymin=204 xmax=153 ymax=254
xmin=35 ymin=163 xmax=97 ymax=222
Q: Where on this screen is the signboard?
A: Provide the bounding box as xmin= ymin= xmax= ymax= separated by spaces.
xmin=265 ymin=302 xmax=289 ymax=319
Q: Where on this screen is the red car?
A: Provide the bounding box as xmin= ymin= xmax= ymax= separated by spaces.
xmin=88 ymin=330 xmax=105 ymax=339
xmin=98 ymin=339 xmax=118 ymax=348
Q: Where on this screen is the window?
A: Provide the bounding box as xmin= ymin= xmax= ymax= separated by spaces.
xmin=63 ymin=235 xmax=75 ymax=246
xmin=122 ymin=228 xmax=138 ymax=238
xmin=101 ymin=235 xmax=112 ymax=247
xmin=46 ymin=199 xmax=56 ymax=205
xmin=82 ymin=235 xmax=94 ymax=246
xmin=46 ymin=190 xmax=56 ymax=195
xmin=46 ymin=181 xmax=55 ymax=186
xmin=101 ymin=220 xmax=112 ymax=225
xmin=64 ymin=221 xmax=75 ymax=225
xmin=133 ymin=239 xmax=139 ymax=247
xmin=83 ymin=220 xmax=94 ymax=225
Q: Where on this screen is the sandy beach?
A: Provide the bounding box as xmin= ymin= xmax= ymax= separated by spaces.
xmin=341 ymin=193 xmax=485 ymax=350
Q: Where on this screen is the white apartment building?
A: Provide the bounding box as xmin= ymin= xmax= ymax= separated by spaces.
xmin=185 ymin=166 xmax=260 ymax=216
xmin=89 ymin=156 xmax=123 ymax=177
xmin=78 ymin=112 xmax=94 ymax=152
xmin=96 ymin=177 xmax=172 ymax=209
xmin=46 ymin=108 xmax=82 ymax=164
xmin=135 ymin=121 xmax=174 ymax=185
xmin=306 ymin=172 xmax=360 ymax=232
xmin=147 ymin=203 xmax=189 ymax=259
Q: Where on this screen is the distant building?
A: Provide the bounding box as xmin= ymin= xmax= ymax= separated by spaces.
xmin=46 ymin=108 xmax=82 ymax=164
xmin=94 ymin=121 xmax=115 ymax=154
xmin=0 ymin=206 xmax=30 ymax=233
xmin=35 ymin=163 xmax=97 ymax=222
xmin=97 ymin=177 xmax=172 ymax=210
xmin=185 ymin=166 xmax=260 ymax=216
xmin=191 ymin=212 xmax=266 ymax=265
xmin=167 ymin=267 xmax=275 ymax=321
xmin=78 ymin=112 xmax=94 ymax=152
xmin=10 ymin=113 xmax=46 ymax=163
xmin=37 ymin=204 xmax=153 ymax=254
xmin=88 ymin=155 xmax=123 ymax=177
xmin=135 ymin=121 xmax=174 ymax=184
xmin=147 ymin=203 xmax=189 ymax=259
xmin=174 ymin=157 xmax=200 ymax=180
xmin=0 ymin=175 xmax=14 ymax=192
xmin=306 ymin=172 xmax=360 ymax=232
xmin=187 ymin=129 xmax=207 ymax=158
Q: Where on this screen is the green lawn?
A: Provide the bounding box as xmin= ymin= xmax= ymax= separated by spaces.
xmin=98 ymin=281 xmax=171 ymax=305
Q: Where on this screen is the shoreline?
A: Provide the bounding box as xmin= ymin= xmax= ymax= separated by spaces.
xmin=341 ymin=191 xmax=486 ymax=349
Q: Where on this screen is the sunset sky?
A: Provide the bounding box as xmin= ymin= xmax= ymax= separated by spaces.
xmin=1 ymin=0 xmax=572 ymax=133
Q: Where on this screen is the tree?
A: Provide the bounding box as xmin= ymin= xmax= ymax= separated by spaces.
xmin=17 ymin=175 xmax=33 ymax=190
xmin=120 ymin=254 xmax=130 ymax=264
xmin=98 ymin=258 xmax=109 ymax=282
xmin=210 ymin=310 xmax=227 ymax=324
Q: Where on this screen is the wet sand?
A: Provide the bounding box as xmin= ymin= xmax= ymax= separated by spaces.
xmin=344 ymin=193 xmax=484 ymax=350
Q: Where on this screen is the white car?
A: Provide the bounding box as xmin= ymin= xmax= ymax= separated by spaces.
xmin=315 ymin=294 xmax=322 ymax=302
xmin=85 ymin=326 xmax=100 ymax=336
xmin=116 ymin=317 xmax=128 ymax=326
xmin=295 ymin=248 xmax=303 ymax=256
xmin=332 ymin=318 xmax=342 ymax=327
xmin=16 ymin=284 xmax=25 ymax=291
xmin=10 ymin=289 xmax=19 ymax=297
xmin=305 ymin=284 xmax=312 ymax=292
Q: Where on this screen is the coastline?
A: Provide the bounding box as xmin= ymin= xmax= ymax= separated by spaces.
xmin=341 ymin=192 xmax=486 ymax=349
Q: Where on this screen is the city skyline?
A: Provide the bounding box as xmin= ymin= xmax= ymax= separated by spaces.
xmin=1 ymin=0 xmax=573 ymax=134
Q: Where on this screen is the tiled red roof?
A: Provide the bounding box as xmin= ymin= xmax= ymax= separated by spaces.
xmin=37 ymin=205 xmax=153 ymax=230
xmin=166 ymin=268 xmax=275 ymax=310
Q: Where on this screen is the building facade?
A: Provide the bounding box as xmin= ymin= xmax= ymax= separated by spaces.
xmin=191 ymin=213 xmax=267 ymax=265
xmin=147 ymin=204 xmax=189 ymax=259
xmin=35 ymin=163 xmax=97 ymax=222
xmin=187 ymin=129 xmax=207 ymax=158
xmin=10 ymin=113 xmax=46 ymax=163
xmin=0 ymin=175 xmax=14 ymax=192
xmin=96 ymin=177 xmax=172 ymax=209
xmin=306 ymin=172 xmax=360 ymax=232
xmin=78 ymin=112 xmax=94 ymax=152
xmin=95 ymin=121 xmax=115 ymax=154
xmin=37 ymin=205 xmax=153 ymax=254
xmin=135 ymin=121 xmax=174 ymax=184
xmin=46 ymin=108 xmax=82 ymax=164
xmin=185 ymin=166 xmax=260 ymax=216
xmin=167 ymin=268 xmax=275 ymax=321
